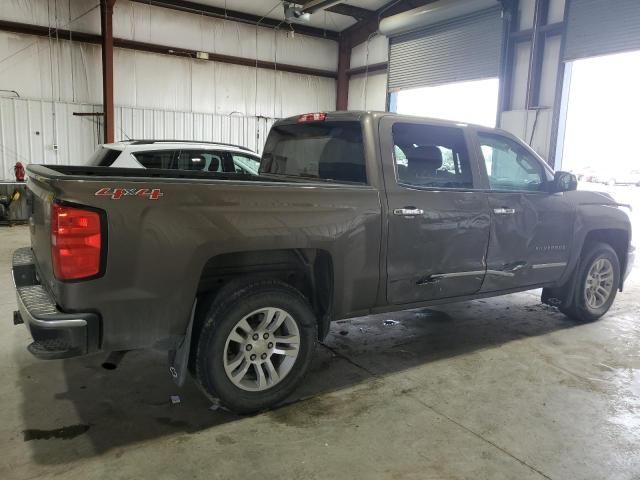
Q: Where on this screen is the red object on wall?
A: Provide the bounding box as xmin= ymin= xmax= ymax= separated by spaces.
xmin=14 ymin=162 xmax=25 ymax=182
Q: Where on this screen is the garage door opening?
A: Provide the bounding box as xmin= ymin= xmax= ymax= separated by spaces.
xmin=390 ymin=78 xmax=500 ymax=128
xmin=556 ymin=49 xmax=640 ymax=243
xmin=557 ymin=49 xmax=640 ymax=185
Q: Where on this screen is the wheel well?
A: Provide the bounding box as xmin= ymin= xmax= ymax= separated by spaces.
xmin=583 ymin=229 xmax=629 ymax=280
xmin=195 ymin=249 xmax=334 ymax=339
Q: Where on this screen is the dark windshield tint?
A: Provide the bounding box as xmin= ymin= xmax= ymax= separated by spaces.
xmin=261 ymin=121 xmax=366 ymax=184
xmin=86 ymin=147 xmax=121 ymax=166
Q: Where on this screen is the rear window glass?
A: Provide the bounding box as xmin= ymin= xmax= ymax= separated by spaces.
xmin=86 ymin=147 xmax=121 ymax=166
xmin=261 ymin=121 xmax=366 ymax=184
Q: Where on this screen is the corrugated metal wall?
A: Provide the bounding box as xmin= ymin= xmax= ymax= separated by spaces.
xmin=0 ymin=97 xmax=276 ymax=180
xmin=0 ymin=98 xmax=100 ymax=180
xmin=115 ymin=107 xmax=276 ymax=153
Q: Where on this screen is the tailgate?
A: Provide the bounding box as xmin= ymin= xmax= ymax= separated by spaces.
xmin=27 ymin=175 xmax=56 ymax=289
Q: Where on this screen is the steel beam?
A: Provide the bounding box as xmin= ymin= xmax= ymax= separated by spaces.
xmin=301 ymin=0 xmax=343 ymax=14
xmin=100 ymin=0 xmax=116 ymax=143
xmin=347 ymin=62 xmax=388 ymax=77
xmin=336 ymin=38 xmax=350 ymax=109
xmin=525 ymin=0 xmax=551 ymax=108
xmin=129 ymin=0 xmax=339 ymax=40
xmin=0 ymin=20 xmax=336 ymax=79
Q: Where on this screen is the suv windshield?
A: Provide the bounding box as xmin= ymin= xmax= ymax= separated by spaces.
xmin=86 ymin=147 xmax=121 ymax=166
xmin=261 ymin=121 xmax=366 ymax=184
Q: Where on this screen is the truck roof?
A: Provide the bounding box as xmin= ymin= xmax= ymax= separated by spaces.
xmin=276 ymin=110 xmax=502 ymax=132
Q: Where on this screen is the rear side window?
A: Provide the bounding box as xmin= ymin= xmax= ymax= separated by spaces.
xmin=175 ymin=150 xmax=224 ymax=172
xmin=133 ymin=150 xmax=176 ymax=169
xmin=261 ymin=122 xmax=366 ymax=184
xmin=392 ymin=123 xmax=473 ymax=189
xmin=86 ymin=147 xmax=121 ymax=166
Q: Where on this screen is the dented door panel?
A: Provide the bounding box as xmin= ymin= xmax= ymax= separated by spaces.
xmin=481 ymin=192 xmax=575 ymax=292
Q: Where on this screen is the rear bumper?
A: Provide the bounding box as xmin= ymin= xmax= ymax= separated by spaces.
xmin=12 ymin=247 xmax=100 ymax=360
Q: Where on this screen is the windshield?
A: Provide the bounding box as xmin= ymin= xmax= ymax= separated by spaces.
xmin=261 ymin=121 xmax=366 ymax=184
xmin=86 ymin=147 xmax=121 ymax=166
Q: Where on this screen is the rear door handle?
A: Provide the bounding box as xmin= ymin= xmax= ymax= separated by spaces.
xmin=493 ymin=207 xmax=516 ymax=215
xmin=394 ymin=207 xmax=424 ymax=216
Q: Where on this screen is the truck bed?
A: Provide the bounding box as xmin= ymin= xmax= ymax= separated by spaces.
xmin=25 ymin=163 xmax=383 ymax=352
xmin=34 ymin=164 xmax=273 ymax=182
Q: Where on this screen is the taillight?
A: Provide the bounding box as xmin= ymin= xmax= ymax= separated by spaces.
xmin=51 ymin=203 xmax=102 ymax=280
xmin=298 ymin=112 xmax=327 ymax=122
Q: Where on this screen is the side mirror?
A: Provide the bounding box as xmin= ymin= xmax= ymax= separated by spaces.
xmin=551 ymin=171 xmax=577 ymax=193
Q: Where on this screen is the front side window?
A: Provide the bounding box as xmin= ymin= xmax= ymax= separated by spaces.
xmin=261 ymin=121 xmax=366 ymax=184
xmin=392 ymin=123 xmax=473 ymax=189
xmin=479 ymin=133 xmax=545 ymax=192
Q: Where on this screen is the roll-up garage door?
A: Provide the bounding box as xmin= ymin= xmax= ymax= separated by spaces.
xmin=563 ymin=0 xmax=640 ymax=61
xmin=387 ymin=7 xmax=503 ymax=92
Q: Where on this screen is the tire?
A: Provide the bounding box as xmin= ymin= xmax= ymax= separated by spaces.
xmin=562 ymin=242 xmax=620 ymax=322
xmin=195 ymin=279 xmax=317 ymax=414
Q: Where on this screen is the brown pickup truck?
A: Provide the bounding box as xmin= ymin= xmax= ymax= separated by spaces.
xmin=12 ymin=111 xmax=634 ymax=413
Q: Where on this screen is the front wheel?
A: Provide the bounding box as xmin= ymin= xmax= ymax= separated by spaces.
xmin=195 ymin=280 xmax=317 ymax=414
xmin=562 ymin=242 xmax=620 ymax=322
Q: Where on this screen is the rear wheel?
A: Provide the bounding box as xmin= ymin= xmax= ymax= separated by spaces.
xmin=562 ymin=242 xmax=620 ymax=322
xmin=195 ymin=280 xmax=317 ymax=413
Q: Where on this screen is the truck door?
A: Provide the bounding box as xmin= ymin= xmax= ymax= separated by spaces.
xmin=473 ymin=131 xmax=574 ymax=292
xmin=381 ymin=118 xmax=491 ymax=305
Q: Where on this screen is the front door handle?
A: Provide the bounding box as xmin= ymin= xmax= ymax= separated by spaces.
xmin=493 ymin=207 xmax=516 ymax=215
xmin=394 ymin=207 xmax=424 ymax=216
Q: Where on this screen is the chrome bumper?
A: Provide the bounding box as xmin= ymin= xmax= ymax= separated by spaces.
xmin=12 ymin=247 xmax=99 ymax=359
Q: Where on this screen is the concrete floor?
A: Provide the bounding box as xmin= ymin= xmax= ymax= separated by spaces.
xmin=1 ymin=225 xmax=639 ymax=480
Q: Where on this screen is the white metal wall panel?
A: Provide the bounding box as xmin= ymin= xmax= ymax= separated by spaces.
xmin=347 ymin=73 xmax=388 ymax=111
xmin=0 ymin=32 xmax=335 ymax=117
xmin=388 ymin=7 xmax=503 ymax=92
xmin=0 ymin=97 xmax=278 ymax=180
xmin=350 ymin=35 xmax=389 ymax=69
xmin=0 ymin=98 xmax=100 ymax=180
xmin=564 ymin=0 xmax=640 ymax=61
xmin=114 ymin=106 xmax=276 ymax=154
xmin=2 ymin=0 xmax=339 ymax=70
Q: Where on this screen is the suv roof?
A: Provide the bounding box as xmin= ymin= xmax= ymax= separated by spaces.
xmin=123 ymin=140 xmax=252 ymax=151
xmin=104 ymin=140 xmax=258 ymax=156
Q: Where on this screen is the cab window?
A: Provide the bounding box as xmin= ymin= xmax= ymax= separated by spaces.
xmin=261 ymin=122 xmax=366 ymax=184
xmin=392 ymin=123 xmax=473 ymax=189
xmin=478 ymin=133 xmax=545 ymax=192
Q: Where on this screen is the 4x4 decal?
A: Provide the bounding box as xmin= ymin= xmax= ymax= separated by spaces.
xmin=95 ymin=187 xmax=163 ymax=200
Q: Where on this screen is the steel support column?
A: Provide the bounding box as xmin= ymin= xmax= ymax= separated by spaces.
xmin=336 ymin=38 xmax=351 ymax=110
xmin=100 ymin=0 xmax=116 ymax=143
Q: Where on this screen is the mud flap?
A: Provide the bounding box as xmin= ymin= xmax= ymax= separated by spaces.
xmin=168 ymin=301 xmax=196 ymax=387
xmin=541 ymin=265 xmax=578 ymax=310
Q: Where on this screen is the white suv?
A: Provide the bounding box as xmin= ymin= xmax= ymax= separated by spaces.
xmin=86 ymin=140 xmax=261 ymax=175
